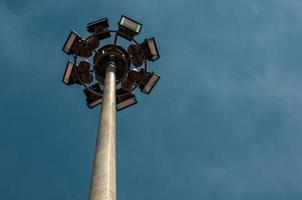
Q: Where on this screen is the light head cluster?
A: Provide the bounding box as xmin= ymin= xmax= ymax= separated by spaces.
xmin=62 ymin=15 xmax=160 ymax=111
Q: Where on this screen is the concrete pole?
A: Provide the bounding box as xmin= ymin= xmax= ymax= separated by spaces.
xmin=89 ymin=63 xmax=116 ymax=200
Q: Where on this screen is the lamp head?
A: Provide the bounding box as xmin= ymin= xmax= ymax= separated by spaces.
xmin=87 ymin=17 xmax=111 ymax=40
xmin=62 ymin=30 xmax=83 ymax=55
xmin=128 ymin=69 xmax=143 ymax=82
xmin=62 ymin=61 xmax=80 ymax=85
xmin=83 ymin=83 xmax=103 ymax=108
xmin=118 ymin=15 xmax=142 ymax=41
xmin=116 ymin=90 xmax=137 ymax=111
xmin=139 ymin=70 xmax=160 ymax=94
xmin=140 ymin=37 xmax=160 ymax=61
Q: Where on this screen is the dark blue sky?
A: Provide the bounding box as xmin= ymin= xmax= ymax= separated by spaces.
xmin=1 ymin=0 xmax=302 ymax=199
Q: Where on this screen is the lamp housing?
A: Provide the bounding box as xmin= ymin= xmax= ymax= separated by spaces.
xmin=140 ymin=37 xmax=160 ymax=61
xmin=84 ymin=83 xmax=103 ymax=109
xmin=118 ymin=15 xmax=142 ymax=41
xmin=78 ymin=60 xmax=90 ymax=72
xmin=62 ymin=61 xmax=80 ymax=85
xmin=128 ymin=69 xmax=143 ymax=82
xmin=116 ymin=90 xmax=137 ymax=111
xmin=62 ymin=30 xmax=83 ymax=55
xmin=87 ymin=18 xmax=111 ymax=40
xmin=139 ymin=70 xmax=160 ymax=94
xmin=79 ymin=72 xmax=93 ymax=84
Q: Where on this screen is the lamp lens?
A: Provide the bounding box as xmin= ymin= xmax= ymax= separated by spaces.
xmin=148 ymin=38 xmax=158 ymax=60
xmin=63 ymin=62 xmax=74 ymax=84
xmin=64 ymin=32 xmax=77 ymax=53
xmin=143 ymin=74 xmax=160 ymax=93
xmin=88 ymin=98 xmax=103 ymax=108
xmin=120 ymin=17 xmax=141 ymax=33
xmin=116 ymin=97 xmax=137 ymax=110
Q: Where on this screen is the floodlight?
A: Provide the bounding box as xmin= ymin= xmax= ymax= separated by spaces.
xmin=84 ymin=83 xmax=103 ymax=108
xmin=127 ymin=44 xmax=140 ymax=56
xmin=116 ymin=91 xmax=137 ymax=111
xmin=131 ymin=55 xmax=144 ymax=67
xmin=87 ymin=36 xmax=100 ymax=50
xmin=87 ymin=17 xmax=109 ymax=32
xmin=62 ymin=61 xmax=79 ymax=85
xmin=128 ymin=69 xmax=143 ymax=82
xmin=86 ymin=18 xmax=111 ymax=40
xmin=139 ymin=71 xmax=160 ymax=94
xmin=121 ymin=78 xmax=134 ymax=91
xmin=79 ymin=72 xmax=93 ymax=84
xmin=62 ymin=30 xmax=82 ymax=55
xmin=78 ymin=44 xmax=93 ymax=58
xmin=78 ymin=60 xmax=90 ymax=72
xmin=118 ymin=15 xmax=142 ymax=40
xmin=140 ymin=37 xmax=160 ymax=61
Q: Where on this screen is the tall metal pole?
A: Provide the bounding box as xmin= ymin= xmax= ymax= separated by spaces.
xmin=89 ymin=63 xmax=116 ymax=200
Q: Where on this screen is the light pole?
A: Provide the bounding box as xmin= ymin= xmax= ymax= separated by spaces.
xmin=61 ymin=16 xmax=160 ymax=200
xmin=89 ymin=63 xmax=116 ymax=200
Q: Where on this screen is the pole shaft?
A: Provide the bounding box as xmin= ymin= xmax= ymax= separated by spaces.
xmin=89 ymin=64 xmax=116 ymax=200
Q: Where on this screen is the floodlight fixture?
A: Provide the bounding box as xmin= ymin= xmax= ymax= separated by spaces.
xmin=118 ymin=15 xmax=142 ymax=40
xmin=121 ymin=78 xmax=134 ymax=91
xmin=84 ymin=83 xmax=103 ymax=108
xmin=78 ymin=60 xmax=93 ymax=84
xmin=87 ymin=17 xmax=111 ymax=40
xmin=62 ymin=30 xmax=82 ymax=55
xmin=79 ymin=72 xmax=93 ymax=84
xmin=87 ymin=17 xmax=109 ymax=32
xmin=128 ymin=69 xmax=143 ymax=82
xmin=127 ymin=44 xmax=140 ymax=56
xmin=140 ymin=37 xmax=160 ymax=61
xmin=116 ymin=91 xmax=137 ymax=111
xmin=78 ymin=44 xmax=93 ymax=58
xmin=78 ymin=60 xmax=91 ymax=72
xmin=131 ymin=55 xmax=144 ymax=67
xmin=87 ymin=36 xmax=100 ymax=50
xmin=62 ymin=61 xmax=79 ymax=85
xmin=127 ymin=44 xmax=144 ymax=67
xmin=139 ymin=71 xmax=160 ymax=94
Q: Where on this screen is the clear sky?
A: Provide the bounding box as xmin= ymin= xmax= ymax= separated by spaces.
xmin=1 ymin=0 xmax=302 ymax=199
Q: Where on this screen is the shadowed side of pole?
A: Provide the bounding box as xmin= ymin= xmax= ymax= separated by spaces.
xmin=89 ymin=63 xmax=116 ymax=200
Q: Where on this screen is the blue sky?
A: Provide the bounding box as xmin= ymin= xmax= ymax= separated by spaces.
xmin=1 ymin=0 xmax=302 ymax=199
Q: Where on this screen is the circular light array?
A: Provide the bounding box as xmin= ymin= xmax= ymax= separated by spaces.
xmin=62 ymin=16 xmax=160 ymax=111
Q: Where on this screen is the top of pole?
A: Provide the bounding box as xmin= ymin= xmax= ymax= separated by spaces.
xmin=61 ymin=15 xmax=161 ymax=111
